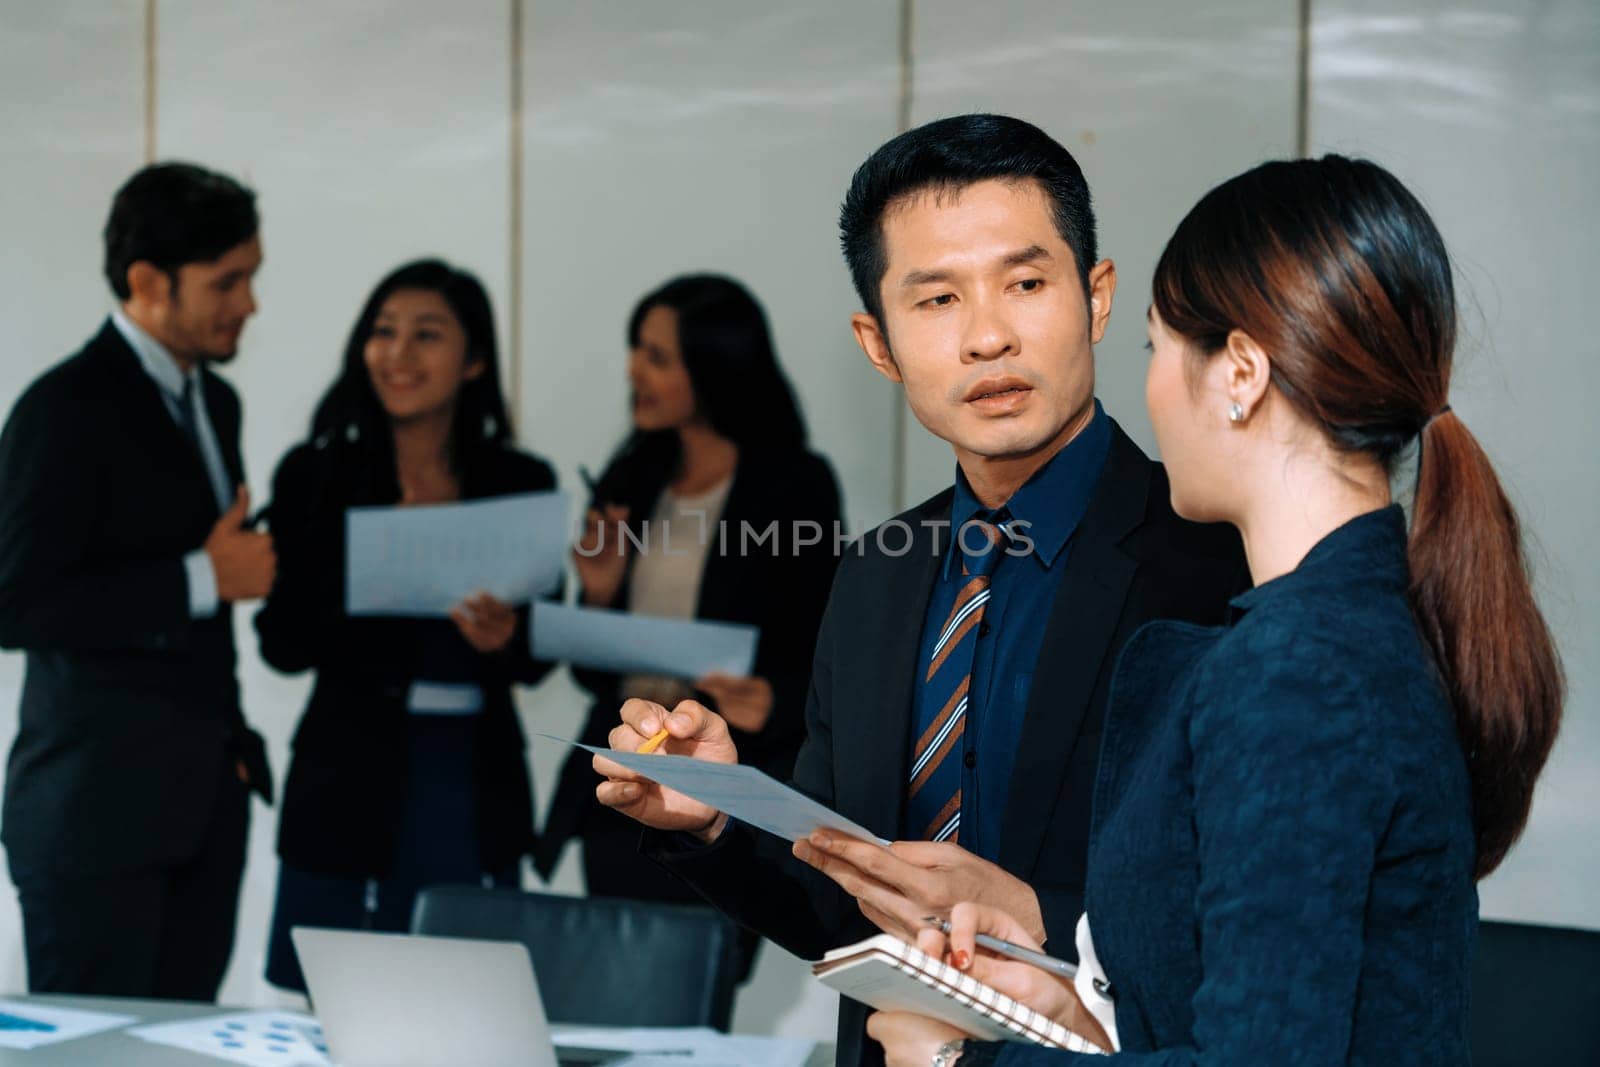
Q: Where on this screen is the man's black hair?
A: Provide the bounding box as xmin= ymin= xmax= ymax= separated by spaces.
xmin=103 ymin=162 xmax=258 ymax=300
xmin=839 ymin=113 xmax=1097 ymax=325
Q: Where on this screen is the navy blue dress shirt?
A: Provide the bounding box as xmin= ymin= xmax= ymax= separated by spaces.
xmin=904 ymin=400 xmax=1111 ymax=860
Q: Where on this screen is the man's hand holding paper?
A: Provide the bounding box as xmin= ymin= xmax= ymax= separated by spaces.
xmin=792 ymin=833 xmax=1048 ymax=946
xmin=594 ymin=697 xmax=1048 ymax=949
xmin=594 ymin=698 xmax=738 ymax=841
xmin=587 ymin=697 xmax=885 ymax=847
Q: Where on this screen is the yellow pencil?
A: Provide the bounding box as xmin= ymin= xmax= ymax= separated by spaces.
xmin=636 ymin=727 xmax=671 ymax=754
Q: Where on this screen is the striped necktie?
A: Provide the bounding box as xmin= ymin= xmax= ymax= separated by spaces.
xmin=908 ymin=511 xmax=1010 ymax=843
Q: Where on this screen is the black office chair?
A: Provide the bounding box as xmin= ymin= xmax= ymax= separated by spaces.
xmin=411 ymin=886 xmax=744 ymax=1031
xmin=1471 ymin=919 xmax=1600 ymax=1065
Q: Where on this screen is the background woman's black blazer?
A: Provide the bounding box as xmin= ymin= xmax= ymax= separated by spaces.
xmin=255 ymin=437 xmax=557 ymax=879
xmin=539 ymin=447 xmax=843 ymax=876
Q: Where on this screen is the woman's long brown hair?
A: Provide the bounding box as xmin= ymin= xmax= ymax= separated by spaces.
xmin=1152 ymin=156 xmax=1562 ymax=877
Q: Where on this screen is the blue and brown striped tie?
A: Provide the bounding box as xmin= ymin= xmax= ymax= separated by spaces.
xmin=908 ymin=513 xmax=1009 ymax=844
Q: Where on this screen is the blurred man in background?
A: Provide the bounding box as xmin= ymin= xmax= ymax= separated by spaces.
xmin=0 ymin=162 xmax=275 ymax=999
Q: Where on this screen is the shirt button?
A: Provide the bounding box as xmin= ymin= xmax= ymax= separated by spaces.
xmin=978 ymin=621 xmax=991 ymax=638
xmin=963 ymin=751 xmax=977 ymax=769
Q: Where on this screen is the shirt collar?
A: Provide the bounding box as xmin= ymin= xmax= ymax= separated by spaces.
xmin=111 ymin=308 xmax=196 ymax=401
xmin=1228 ymin=505 xmax=1409 ymax=619
xmin=945 ymin=398 xmax=1112 ymax=579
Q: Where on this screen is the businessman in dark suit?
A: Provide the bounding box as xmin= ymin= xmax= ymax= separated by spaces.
xmin=0 ymin=162 xmax=275 ymax=999
xmin=594 ymin=115 xmax=1247 ymax=1066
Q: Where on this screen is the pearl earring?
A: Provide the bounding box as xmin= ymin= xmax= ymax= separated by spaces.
xmin=1228 ymin=402 xmax=1245 ymax=423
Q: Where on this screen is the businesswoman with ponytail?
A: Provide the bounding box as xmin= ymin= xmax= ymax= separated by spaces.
xmin=871 ymin=157 xmax=1564 ymax=1065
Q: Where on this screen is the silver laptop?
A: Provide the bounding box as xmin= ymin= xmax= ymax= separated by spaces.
xmin=292 ymin=927 xmax=627 ymax=1067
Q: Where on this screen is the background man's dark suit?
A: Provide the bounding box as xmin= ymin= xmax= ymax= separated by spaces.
xmin=645 ymin=420 xmax=1246 ymax=1066
xmin=0 ymin=320 xmax=270 ymax=998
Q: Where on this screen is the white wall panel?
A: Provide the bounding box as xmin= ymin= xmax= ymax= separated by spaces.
xmin=0 ymin=0 xmax=146 ymax=999
xmin=156 ymin=0 xmax=513 ymax=1006
xmin=1311 ymin=0 xmax=1600 ymax=930
xmin=903 ymin=0 xmax=1300 ymax=504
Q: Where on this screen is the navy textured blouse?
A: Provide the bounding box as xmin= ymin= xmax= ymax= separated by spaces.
xmin=962 ymin=506 xmax=1477 ymax=1065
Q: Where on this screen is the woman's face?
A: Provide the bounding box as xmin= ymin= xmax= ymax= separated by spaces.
xmin=627 ymin=304 xmax=698 ymax=432
xmin=1145 ymin=304 xmax=1235 ymax=523
xmin=363 ymin=288 xmax=482 ymax=425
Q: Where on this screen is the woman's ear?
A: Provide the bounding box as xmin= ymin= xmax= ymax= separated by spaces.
xmin=1222 ymin=329 xmax=1271 ymax=423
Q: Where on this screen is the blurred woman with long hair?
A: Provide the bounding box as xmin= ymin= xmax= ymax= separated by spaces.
xmin=256 ymin=259 xmax=556 ymax=991
xmin=540 ymin=274 xmax=843 ymax=917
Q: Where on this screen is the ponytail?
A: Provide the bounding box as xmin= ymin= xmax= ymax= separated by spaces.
xmin=1409 ymin=411 xmax=1563 ymax=877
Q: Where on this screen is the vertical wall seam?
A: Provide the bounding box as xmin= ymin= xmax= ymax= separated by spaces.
xmin=144 ymin=0 xmax=158 ymax=162
xmin=1295 ymin=0 xmax=1312 ymax=156
xmin=892 ymin=0 xmax=915 ymax=514
xmin=508 ymin=0 xmax=525 ymax=432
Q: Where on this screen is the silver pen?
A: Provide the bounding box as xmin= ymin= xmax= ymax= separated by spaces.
xmin=923 ymin=915 xmax=1078 ymax=980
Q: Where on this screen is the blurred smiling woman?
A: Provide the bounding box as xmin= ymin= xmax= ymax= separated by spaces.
xmin=255 ymin=259 xmax=556 ymax=992
xmin=871 ymin=158 xmax=1563 ymax=1065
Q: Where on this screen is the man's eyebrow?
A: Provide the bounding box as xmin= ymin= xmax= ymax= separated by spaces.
xmin=1000 ymin=244 xmax=1053 ymax=269
xmin=899 ymin=267 xmax=953 ymax=289
xmin=1146 ymin=304 xmax=1153 ymax=323
xmin=898 ymin=245 xmax=1056 ymax=289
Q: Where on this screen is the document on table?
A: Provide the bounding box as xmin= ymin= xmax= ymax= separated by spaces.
xmin=531 ymin=602 xmax=758 ymax=678
xmin=128 ymin=1010 xmax=331 ymax=1067
xmin=551 ymin=1024 xmax=814 ymax=1067
xmin=0 ymin=999 xmax=137 ymax=1050
xmin=540 ymin=734 xmax=889 ymax=846
xmin=346 ymin=491 xmax=569 ymax=616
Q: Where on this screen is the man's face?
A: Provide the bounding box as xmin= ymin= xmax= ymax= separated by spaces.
xmin=853 ymin=179 xmax=1112 ymax=468
xmin=152 ymin=234 xmax=262 ymax=364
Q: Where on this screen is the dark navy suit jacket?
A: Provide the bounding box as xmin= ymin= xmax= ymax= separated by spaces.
xmin=965 ymin=506 xmax=1477 ymax=1065
xmin=0 ymin=320 xmax=270 ymax=878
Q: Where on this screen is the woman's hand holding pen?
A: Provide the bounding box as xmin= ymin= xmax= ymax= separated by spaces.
xmin=697 ymin=673 xmax=773 ymax=732
xmin=450 ymin=590 xmax=516 ymax=653
xmin=594 ymin=697 xmax=741 ymax=842
xmin=870 ymin=903 xmax=1109 ymax=1063
xmin=920 ymin=902 xmax=1102 ymax=1042
xmin=572 ymin=503 xmax=631 ymax=606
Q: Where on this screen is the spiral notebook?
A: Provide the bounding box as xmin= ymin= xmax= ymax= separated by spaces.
xmin=812 ymin=934 xmax=1106 ymax=1054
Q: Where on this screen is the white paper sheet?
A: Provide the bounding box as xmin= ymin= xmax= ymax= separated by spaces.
xmin=128 ymin=1011 xmax=331 ymax=1067
xmin=541 ymin=734 xmax=889 ymax=846
xmin=530 ymin=602 xmax=758 ymax=678
xmin=0 ymin=999 xmax=136 ymax=1050
xmin=551 ymin=1024 xmax=813 ymax=1067
xmin=345 ymin=491 xmax=569 ymax=616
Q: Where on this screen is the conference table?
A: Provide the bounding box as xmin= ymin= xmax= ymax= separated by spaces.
xmin=0 ymin=994 xmax=836 ymax=1065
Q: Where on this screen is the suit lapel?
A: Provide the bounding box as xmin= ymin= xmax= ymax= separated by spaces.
xmin=998 ymin=425 xmax=1150 ymax=874
xmin=844 ymin=495 xmax=948 ymax=839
